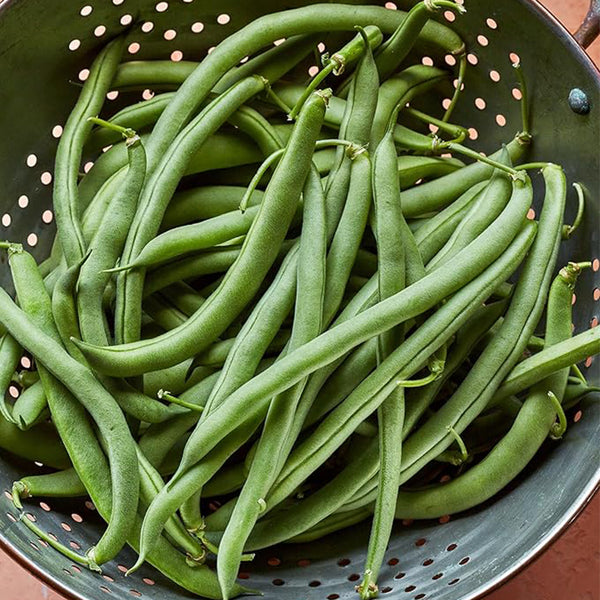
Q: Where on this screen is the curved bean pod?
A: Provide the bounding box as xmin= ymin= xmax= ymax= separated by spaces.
xmin=53 ymin=36 xmax=125 ymax=266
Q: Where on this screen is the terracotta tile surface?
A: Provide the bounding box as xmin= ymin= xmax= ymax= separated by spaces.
xmin=0 ymin=1 xmax=598 ymax=599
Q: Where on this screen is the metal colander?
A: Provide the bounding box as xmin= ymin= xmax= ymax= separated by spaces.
xmin=0 ymin=0 xmax=598 ymax=599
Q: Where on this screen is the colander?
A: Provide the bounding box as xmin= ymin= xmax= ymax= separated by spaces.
xmin=0 ymin=0 xmax=598 ymax=599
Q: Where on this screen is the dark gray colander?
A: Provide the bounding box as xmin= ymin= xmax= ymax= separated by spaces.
xmin=0 ymin=0 xmax=598 ymax=599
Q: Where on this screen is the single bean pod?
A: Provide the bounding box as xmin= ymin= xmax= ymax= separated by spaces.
xmin=11 ymin=380 xmax=49 ymax=431
xmin=78 ymin=122 xmax=146 ymax=346
xmin=161 ymin=186 xmax=264 ymax=230
xmin=0 ymin=332 xmax=21 ymax=423
xmin=51 ymin=255 xmax=89 ymax=362
xmin=323 ymin=150 xmax=373 ymax=326
xmin=394 ymin=261 xmax=584 ymax=518
xmin=0 ymin=414 xmax=71 ymax=470
xmin=143 ymin=246 xmax=243 ymax=297
xmin=492 ymin=326 xmax=599 ymax=401
xmin=360 ymin=112 xmax=407 ymax=598
xmin=53 ymin=36 xmax=125 ymax=266
xmin=113 ymin=206 xmax=261 ymax=271
xmin=13 ymin=469 xmax=87 ymax=507
xmin=398 ymin=155 xmax=464 ymax=189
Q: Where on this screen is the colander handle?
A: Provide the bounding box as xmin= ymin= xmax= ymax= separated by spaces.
xmin=574 ymin=0 xmax=600 ymax=48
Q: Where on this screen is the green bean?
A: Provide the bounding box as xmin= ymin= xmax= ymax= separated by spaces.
xmin=289 ymin=25 xmax=383 ymax=119
xmin=11 ymin=380 xmax=49 ymax=431
xmin=0 ymin=414 xmax=71 ymax=469
xmin=394 ymin=261 xmax=583 ymax=518
xmin=398 ymin=155 xmax=464 ymax=189
xmin=323 ymin=151 xmax=372 ymax=326
xmin=286 ymin=506 xmax=374 ymax=544
xmin=104 ymin=377 xmax=185 ymax=424
xmin=305 ymin=340 xmax=377 ymax=428
xmin=143 ymin=360 xmax=213 ymax=399
xmin=0 ymin=332 xmax=21 ymax=423
xmin=78 ymin=123 xmax=146 ymax=346
xmin=492 ymin=327 xmax=599 ymax=401
xmin=143 ymin=295 xmax=189 ymax=331
xmin=112 ymin=60 xmax=197 ymax=90
xmin=563 ymin=378 xmax=600 ymax=410
xmin=159 ymin=282 xmax=206 ymax=317
xmin=76 ymin=90 xmax=330 ymax=374
xmin=427 ymin=149 xmax=512 ymax=271
xmin=51 ymin=255 xmax=88 ymax=361
xmin=217 ymin=167 xmax=327 ymax=598
xmin=82 ymin=168 xmax=128 ymax=245
xmin=12 ymin=369 xmax=40 ymax=390
xmin=150 ymin=176 xmax=532 ymax=478
xmin=54 ymin=37 xmax=125 ymax=267
xmin=203 ymin=463 xmax=246 ymax=498
xmin=2 ymin=244 xmax=138 ymax=568
xmin=143 ymin=246 xmax=243 ymax=297
xmin=200 ymin=245 xmax=298 ymax=419
xmin=114 ymin=206 xmax=261 ymax=271
xmin=12 ymin=469 xmax=87 ymax=507
xmin=360 ymin=109 xmax=407 ymax=597
xmin=161 ymin=186 xmax=264 ymax=230
xmin=215 ymin=34 xmax=321 ymax=93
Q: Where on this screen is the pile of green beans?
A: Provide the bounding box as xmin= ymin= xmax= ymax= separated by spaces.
xmin=1 ymin=2 xmax=598 ymax=599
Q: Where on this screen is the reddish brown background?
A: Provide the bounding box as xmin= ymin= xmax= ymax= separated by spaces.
xmin=1 ymin=0 xmax=598 ymax=598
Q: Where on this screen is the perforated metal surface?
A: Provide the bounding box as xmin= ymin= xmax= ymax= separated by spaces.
xmin=0 ymin=1 xmax=598 ymax=599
